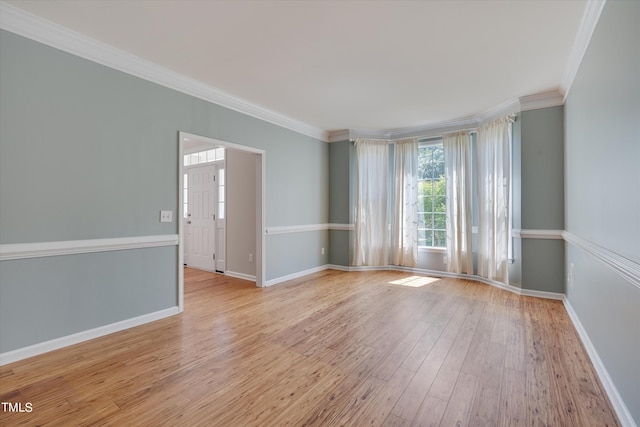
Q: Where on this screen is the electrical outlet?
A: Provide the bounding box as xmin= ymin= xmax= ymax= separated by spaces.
xmin=443 ymin=255 xmax=448 ymax=264
xmin=160 ymin=210 xmax=173 ymax=223
xmin=249 ymin=253 xmax=253 ymax=263
xmin=321 ymin=247 xmax=325 ymax=255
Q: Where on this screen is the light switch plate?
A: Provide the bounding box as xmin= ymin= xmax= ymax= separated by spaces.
xmin=160 ymin=210 xmax=173 ymax=223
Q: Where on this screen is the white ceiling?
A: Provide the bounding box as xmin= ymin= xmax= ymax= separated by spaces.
xmin=4 ymin=0 xmax=587 ymax=136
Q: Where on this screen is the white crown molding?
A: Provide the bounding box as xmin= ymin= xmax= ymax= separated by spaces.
xmin=563 ymin=231 xmax=640 ymax=290
xmin=518 ymin=90 xmax=565 ymax=112
xmin=0 ymin=2 xmax=328 ymax=142
xmin=388 ymin=117 xmax=479 ymax=140
xmin=0 ymin=235 xmax=178 ymax=261
xmin=0 ymin=1 xmax=600 ymax=144
xmin=346 ymin=129 xmax=394 ymax=141
xmin=561 ymin=0 xmax=607 ymax=101
xmin=327 ymin=129 xmax=351 ymax=143
xmin=0 ymin=306 xmax=180 ymax=366
xmin=329 ymin=88 xmax=563 ymax=142
xmin=475 ymin=98 xmax=521 ymax=126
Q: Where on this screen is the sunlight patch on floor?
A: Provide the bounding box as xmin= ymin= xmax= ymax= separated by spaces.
xmin=389 ymin=276 xmax=441 ymax=288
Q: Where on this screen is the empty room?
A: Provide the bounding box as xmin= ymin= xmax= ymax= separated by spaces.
xmin=0 ymin=0 xmax=638 ymax=426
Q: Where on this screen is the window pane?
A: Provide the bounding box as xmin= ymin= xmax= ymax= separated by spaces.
xmin=434 ymin=230 xmax=446 ymax=248
xmin=207 ymin=149 xmax=216 ymax=162
xmin=419 ymin=180 xmax=433 ymax=196
xmin=184 ymin=155 xmax=190 ymax=166
xmin=425 ymin=230 xmax=433 ymax=247
xmin=218 ymin=202 xmax=225 ymax=219
xmin=198 ymin=151 xmax=207 ymax=164
xmin=219 ymin=188 xmax=224 ymax=202
xmin=190 ymin=153 xmax=199 ymax=165
xmin=216 ymin=148 xmax=225 ymax=161
xmin=434 ymin=213 xmax=446 ymax=229
xmin=418 ymin=228 xmax=426 ymax=245
xmin=420 ymin=195 xmax=433 ymax=213
xmin=219 ymin=169 xmax=225 ymax=185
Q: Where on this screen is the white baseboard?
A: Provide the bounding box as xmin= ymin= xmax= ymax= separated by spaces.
xmin=563 ymin=298 xmax=637 ymax=427
xmin=225 ymin=271 xmax=256 ymax=282
xmin=265 ymin=265 xmax=331 ymax=287
xmin=0 ymin=306 xmax=180 ymax=366
xmin=325 ymin=264 xmax=564 ymax=300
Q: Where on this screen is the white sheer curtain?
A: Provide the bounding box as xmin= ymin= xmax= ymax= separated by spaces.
xmin=353 ymin=139 xmax=389 ymax=266
xmin=476 ymin=117 xmax=512 ymax=284
xmin=443 ymin=132 xmax=473 ymax=274
xmin=391 ymin=138 xmax=418 ymax=267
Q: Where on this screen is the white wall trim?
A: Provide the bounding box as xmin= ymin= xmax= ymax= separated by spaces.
xmin=512 ymin=229 xmax=564 ymax=240
xmin=0 ymin=1 xmax=580 ymax=145
xmin=519 ymin=90 xmax=565 ymax=112
xmin=225 ymin=271 xmax=257 ymax=282
xmin=475 ymin=98 xmax=522 ymax=127
xmin=272 ymin=263 xmax=564 ymax=301
xmin=327 ymin=89 xmax=564 ymax=142
xmin=265 ymin=224 xmax=328 ymax=235
xmin=328 ymin=223 xmax=354 ymax=231
xmin=327 ymin=129 xmax=351 ymax=143
xmin=0 ymin=306 xmax=180 ymax=366
xmin=0 ymin=2 xmax=327 ymax=142
xmin=0 ymin=235 xmax=179 ymax=261
xmin=264 ymin=223 xmax=353 ymax=235
xmin=563 ymin=298 xmax=637 ymax=427
xmin=178 ymin=132 xmax=266 ymax=292
xmin=265 ymin=265 xmax=330 ymax=287
xmin=563 ymin=231 xmax=640 ymax=290
xmin=561 ymin=0 xmax=607 ymax=100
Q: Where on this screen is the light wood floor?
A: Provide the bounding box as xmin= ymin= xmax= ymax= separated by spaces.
xmin=1 ymin=268 xmax=619 ymax=426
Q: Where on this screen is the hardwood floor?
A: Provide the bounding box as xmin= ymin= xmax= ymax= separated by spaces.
xmin=0 ymin=268 xmax=619 ymax=426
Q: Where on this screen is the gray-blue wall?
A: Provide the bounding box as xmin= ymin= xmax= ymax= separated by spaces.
xmin=328 ymin=140 xmax=352 ymax=266
xmin=0 ymin=30 xmax=329 ymax=353
xmin=564 ymin=0 xmax=640 ymax=423
xmin=512 ymin=106 xmax=565 ymax=293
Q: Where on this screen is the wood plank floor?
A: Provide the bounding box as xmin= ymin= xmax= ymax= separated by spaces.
xmin=0 ymin=268 xmax=619 ymax=426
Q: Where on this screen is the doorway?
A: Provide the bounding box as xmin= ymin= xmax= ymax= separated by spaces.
xmin=178 ymin=132 xmax=266 ymax=311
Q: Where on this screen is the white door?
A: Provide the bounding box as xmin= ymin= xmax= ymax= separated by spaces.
xmin=186 ymin=165 xmax=216 ymax=271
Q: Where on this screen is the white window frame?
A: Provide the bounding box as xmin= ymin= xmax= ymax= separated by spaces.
xmin=417 ymin=139 xmax=446 ymax=251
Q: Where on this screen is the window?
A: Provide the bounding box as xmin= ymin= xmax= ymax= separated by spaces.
xmin=218 ymin=168 xmax=225 ymax=219
xmin=183 ymin=147 xmax=224 ymax=167
xmin=183 ymin=173 xmax=188 ymax=218
xmin=418 ymin=142 xmax=445 ymax=248
xmin=183 ymin=147 xmax=225 ymax=219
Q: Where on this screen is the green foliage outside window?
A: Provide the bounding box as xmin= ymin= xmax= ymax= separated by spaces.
xmin=418 ymin=144 xmax=446 ymax=248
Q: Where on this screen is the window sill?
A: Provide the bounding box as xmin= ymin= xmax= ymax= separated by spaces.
xmin=418 ymin=246 xmax=446 ymax=253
